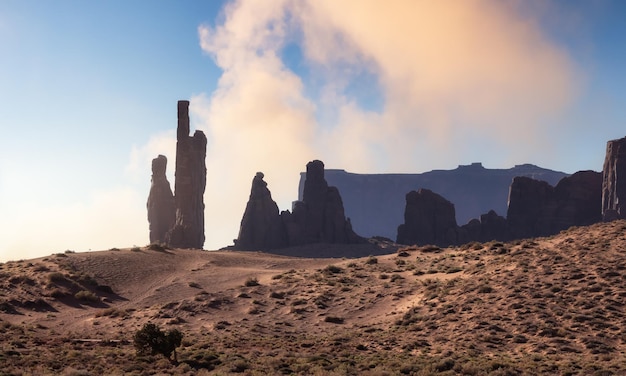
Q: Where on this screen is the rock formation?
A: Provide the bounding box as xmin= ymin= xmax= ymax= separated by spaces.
xmin=287 ymin=160 xmax=362 ymax=246
xmin=146 ymin=155 xmax=175 ymax=244
xmin=396 ymin=189 xmax=460 ymax=246
xmin=397 ymin=171 xmax=602 ymax=246
xmin=233 ymin=160 xmax=363 ymax=251
xmin=506 ymin=177 xmax=555 ymax=239
xmin=460 ymin=210 xmax=509 ymax=243
xmin=304 ymin=163 xmax=568 ymax=240
xmin=602 ymin=136 xmax=626 ymax=220
xmin=507 ymin=171 xmax=602 ymax=239
xmin=166 ymin=100 xmax=207 ymax=249
xmin=235 ymin=172 xmax=287 ymax=250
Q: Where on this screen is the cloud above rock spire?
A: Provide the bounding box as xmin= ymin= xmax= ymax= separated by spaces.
xmin=192 ymin=0 xmax=579 ymax=249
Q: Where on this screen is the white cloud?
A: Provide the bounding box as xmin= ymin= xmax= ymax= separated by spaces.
xmin=183 ymin=0 xmax=581 ymax=249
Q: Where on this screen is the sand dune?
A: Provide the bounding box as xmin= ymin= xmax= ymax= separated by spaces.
xmin=1 ymin=222 xmax=626 ymax=374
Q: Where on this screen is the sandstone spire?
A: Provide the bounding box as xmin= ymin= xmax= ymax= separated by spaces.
xmin=166 ymin=100 xmax=207 ymax=249
xmin=235 ymin=172 xmax=287 ymax=250
xmin=146 ymin=155 xmax=175 ymax=244
xmin=602 ymin=136 xmax=626 ymax=221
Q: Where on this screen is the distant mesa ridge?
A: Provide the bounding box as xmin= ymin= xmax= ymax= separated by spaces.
xmin=301 ymin=163 xmax=569 ymax=241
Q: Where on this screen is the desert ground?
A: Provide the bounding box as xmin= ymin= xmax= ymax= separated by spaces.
xmin=1 ymin=221 xmax=626 ymax=375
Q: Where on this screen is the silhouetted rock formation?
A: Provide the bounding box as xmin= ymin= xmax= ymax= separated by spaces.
xmin=147 ymin=155 xmax=175 ymax=244
xmin=397 ymin=189 xmax=460 ymax=246
xmin=233 ymin=160 xmax=364 ymax=252
xmin=552 ymin=170 xmax=602 ymax=229
xmin=235 ymin=172 xmax=287 ymax=250
xmin=507 ymin=171 xmax=602 ymax=239
xmin=602 ymin=137 xmax=626 ymax=221
xmin=288 ymin=160 xmax=363 ymax=246
xmin=507 ymin=177 xmax=555 ymax=239
xmin=397 ymin=171 xmax=602 ymax=246
xmin=303 ymin=163 xmax=568 ymax=240
xmin=166 ymin=100 xmax=207 ymax=249
xmin=460 ymin=210 xmax=509 ymax=243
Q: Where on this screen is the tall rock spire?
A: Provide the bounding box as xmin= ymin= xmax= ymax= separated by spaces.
xmin=166 ymin=100 xmax=207 ymax=249
xmin=146 ymin=155 xmax=175 ymax=244
xmin=602 ymin=136 xmax=626 ymax=221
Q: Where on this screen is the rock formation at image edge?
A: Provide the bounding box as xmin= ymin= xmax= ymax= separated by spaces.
xmin=602 ymin=136 xmax=626 ymax=221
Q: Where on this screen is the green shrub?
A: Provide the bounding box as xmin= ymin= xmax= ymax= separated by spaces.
xmin=244 ymin=277 xmax=260 ymax=287
xmin=133 ymin=323 xmax=183 ymax=363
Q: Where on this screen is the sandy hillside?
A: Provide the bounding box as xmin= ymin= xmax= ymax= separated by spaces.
xmin=1 ymin=222 xmax=626 ymax=375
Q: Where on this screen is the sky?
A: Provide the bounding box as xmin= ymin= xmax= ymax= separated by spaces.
xmin=1 ymin=0 xmax=625 ymax=261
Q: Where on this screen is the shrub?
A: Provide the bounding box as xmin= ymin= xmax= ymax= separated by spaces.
xmin=75 ymin=290 xmax=99 ymax=302
xmin=147 ymin=243 xmax=167 ymax=252
xmin=322 ymin=265 xmax=343 ymax=274
xmin=244 ymin=277 xmax=260 ymax=287
xmin=365 ymin=256 xmax=378 ymax=265
xmin=323 ymin=316 xmax=344 ymax=324
xmin=133 ymin=323 xmax=183 ymax=363
xmin=188 ymin=282 xmax=201 ymax=289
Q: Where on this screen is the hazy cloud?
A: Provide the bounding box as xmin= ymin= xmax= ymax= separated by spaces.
xmin=190 ymin=0 xmax=579 ymax=249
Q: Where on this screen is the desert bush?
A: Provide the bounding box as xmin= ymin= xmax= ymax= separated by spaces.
xmin=270 ymin=291 xmax=285 ymax=299
xmin=95 ymin=308 xmax=127 ymax=318
xmin=244 ymin=277 xmax=259 ymax=287
xmin=420 ymin=245 xmax=442 ymax=253
xmin=477 ymin=285 xmax=493 ymax=294
xmin=365 ymin=256 xmax=378 ymax=265
xmin=324 ymin=316 xmax=344 ymax=324
xmin=147 ymin=243 xmax=167 ymax=252
xmin=322 ymin=265 xmax=343 ymax=274
xmin=133 ymin=322 xmax=183 ymax=363
xmin=74 ymin=290 xmax=99 ymax=302
xmin=446 ymin=266 xmax=463 ymax=274
xmin=130 ymin=247 xmax=141 ymax=252
xmin=188 ymin=282 xmax=201 ymax=289
xmin=48 ymin=272 xmax=66 ymax=283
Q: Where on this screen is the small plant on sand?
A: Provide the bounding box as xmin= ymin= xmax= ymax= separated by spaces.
xmin=74 ymin=290 xmax=99 ymax=302
xmin=365 ymin=256 xmax=378 ymax=265
xmin=323 ymin=316 xmax=344 ymax=324
xmin=322 ymin=265 xmax=343 ymax=275
xmin=244 ymin=277 xmax=260 ymax=287
xmin=147 ymin=243 xmax=167 ymax=252
xmin=133 ymin=323 xmax=183 ymax=363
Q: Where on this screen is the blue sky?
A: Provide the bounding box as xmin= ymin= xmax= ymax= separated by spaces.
xmin=1 ymin=0 xmax=625 ymax=261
